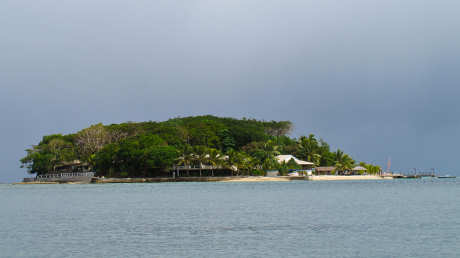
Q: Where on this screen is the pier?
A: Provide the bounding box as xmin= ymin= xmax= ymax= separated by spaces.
xmin=23 ymin=172 xmax=95 ymax=183
xmin=392 ymin=168 xmax=437 ymax=179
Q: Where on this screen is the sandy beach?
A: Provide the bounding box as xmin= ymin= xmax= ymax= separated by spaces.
xmin=308 ymin=175 xmax=391 ymax=181
xmin=16 ymin=175 xmax=393 ymax=184
xmin=90 ymin=176 xmax=307 ymax=184
xmin=221 ymin=176 xmax=304 ymax=182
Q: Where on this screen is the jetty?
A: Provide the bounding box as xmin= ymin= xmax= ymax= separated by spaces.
xmin=391 ymin=168 xmax=437 ymax=179
xmin=23 ymin=172 xmax=95 ymax=183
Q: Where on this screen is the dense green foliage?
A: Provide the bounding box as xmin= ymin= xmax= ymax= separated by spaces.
xmin=20 ymin=115 xmax=380 ymax=177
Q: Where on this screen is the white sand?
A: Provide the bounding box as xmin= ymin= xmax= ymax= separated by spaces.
xmin=222 ymin=176 xmax=295 ymax=182
xmin=308 ymin=175 xmax=391 ymax=181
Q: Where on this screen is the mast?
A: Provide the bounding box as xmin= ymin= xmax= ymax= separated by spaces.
xmin=386 ymin=157 xmax=391 ymax=174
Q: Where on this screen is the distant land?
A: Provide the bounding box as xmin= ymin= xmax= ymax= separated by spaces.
xmin=20 ymin=115 xmax=381 ymax=179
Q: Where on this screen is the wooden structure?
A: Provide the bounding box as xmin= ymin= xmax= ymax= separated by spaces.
xmin=314 ymin=166 xmax=335 ymax=175
xmin=54 ymin=160 xmax=91 ymax=173
xmin=351 ymin=166 xmax=367 ymax=175
xmin=23 ymin=172 xmax=95 ymax=183
xmin=171 ymin=164 xmax=233 ymax=177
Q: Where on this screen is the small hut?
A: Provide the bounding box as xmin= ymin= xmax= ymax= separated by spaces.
xmin=314 ymin=166 xmax=336 ymax=175
xmin=351 ymin=166 xmax=367 ymax=175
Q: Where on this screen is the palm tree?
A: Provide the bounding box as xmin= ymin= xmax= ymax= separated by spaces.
xmin=239 ymin=153 xmax=253 ymax=176
xmin=311 ymin=153 xmax=321 ymax=167
xmin=177 ymin=145 xmax=194 ymax=177
xmin=363 ymin=163 xmax=381 ymax=175
xmin=193 ymin=146 xmax=208 ymax=177
xmin=226 ymin=149 xmax=239 ymax=176
xmin=206 ymin=148 xmax=221 ymax=177
xmin=334 ymin=149 xmax=354 ymax=174
xmin=261 ymin=140 xmax=280 ymax=161
xmin=249 ymin=157 xmax=261 ymax=176
xmin=298 ymin=134 xmax=320 ymax=163
xmin=262 ymin=156 xmax=278 ymax=172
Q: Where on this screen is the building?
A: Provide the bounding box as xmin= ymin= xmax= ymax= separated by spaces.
xmin=54 ymin=160 xmax=91 ymax=173
xmin=275 ymin=155 xmax=314 ymax=169
xmin=351 ymin=166 xmax=367 ymax=175
xmin=275 ymin=155 xmax=314 ymax=175
xmin=314 ymin=166 xmax=336 ymax=175
xmin=172 ymin=154 xmax=234 ymax=177
xmin=23 ymin=160 xmax=95 ymax=183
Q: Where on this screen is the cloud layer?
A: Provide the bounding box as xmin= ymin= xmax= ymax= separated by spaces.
xmin=1 ymin=0 xmax=460 ymax=181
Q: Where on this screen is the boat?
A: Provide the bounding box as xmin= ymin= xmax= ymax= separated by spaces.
xmin=437 ymin=175 xmax=456 ymax=179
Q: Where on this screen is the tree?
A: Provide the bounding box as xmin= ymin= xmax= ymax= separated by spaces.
xmin=278 ymin=161 xmax=289 ymax=176
xmin=143 ymin=145 xmax=178 ymax=175
xmin=177 ymin=145 xmax=194 ymax=176
xmin=262 ymin=156 xmax=278 ymax=172
xmin=107 ymin=128 xmax=128 ymax=143
xmin=287 ymin=158 xmax=301 ymax=170
xmin=297 ymin=134 xmax=320 ymax=163
xmin=227 ymin=151 xmax=252 ymax=176
xmin=334 ymin=149 xmax=354 ymax=174
xmin=93 ymin=134 xmax=176 ymax=177
xmin=261 ymin=140 xmax=280 ymax=160
xmin=226 ymin=149 xmax=238 ymax=176
xmin=217 ymin=129 xmax=235 ymax=152
xmin=317 ymin=139 xmax=335 ymax=166
xmin=206 ymin=148 xmax=221 ymax=177
xmin=21 ymin=115 xmax=367 ymax=179
xmin=193 ymin=145 xmax=208 ymax=177
xmin=264 ymin=121 xmax=293 ymax=137
xmin=361 ymin=162 xmax=382 ymax=175
xmin=238 ymin=152 xmax=253 ymax=176
xmin=20 ymin=134 xmax=76 ymax=175
xmin=75 ymin=124 xmax=110 ymax=162
xmin=20 ymin=147 xmax=54 ymax=175
xmin=47 ymin=138 xmax=77 ymax=171
xmin=93 ymin=143 xmax=120 ymax=177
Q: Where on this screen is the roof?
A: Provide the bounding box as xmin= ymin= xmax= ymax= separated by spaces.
xmin=275 ymin=155 xmax=314 ymax=166
xmin=315 ymin=166 xmax=336 ymax=172
xmin=55 ymin=160 xmax=88 ymax=168
xmin=352 ymin=166 xmax=367 ymax=171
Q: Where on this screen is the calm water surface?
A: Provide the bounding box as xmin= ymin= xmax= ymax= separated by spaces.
xmin=1 ymin=179 xmax=459 ymax=257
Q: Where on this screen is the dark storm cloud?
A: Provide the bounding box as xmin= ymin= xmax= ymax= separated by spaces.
xmin=1 ymin=0 xmax=460 ymax=181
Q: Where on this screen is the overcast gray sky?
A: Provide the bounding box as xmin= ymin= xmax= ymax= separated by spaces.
xmin=1 ymin=0 xmax=460 ymax=182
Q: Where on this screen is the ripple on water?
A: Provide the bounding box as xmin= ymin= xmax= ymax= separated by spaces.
xmin=0 ymin=179 xmax=459 ymax=257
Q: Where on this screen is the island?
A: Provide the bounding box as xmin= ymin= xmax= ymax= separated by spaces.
xmin=20 ymin=115 xmax=387 ymax=183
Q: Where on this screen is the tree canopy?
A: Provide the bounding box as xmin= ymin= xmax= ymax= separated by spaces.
xmin=20 ymin=115 xmax=380 ymax=177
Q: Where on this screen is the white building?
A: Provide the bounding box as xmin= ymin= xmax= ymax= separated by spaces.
xmin=275 ymin=155 xmax=314 ymax=175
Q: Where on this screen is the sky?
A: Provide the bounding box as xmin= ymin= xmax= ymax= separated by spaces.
xmin=1 ymin=0 xmax=460 ymax=182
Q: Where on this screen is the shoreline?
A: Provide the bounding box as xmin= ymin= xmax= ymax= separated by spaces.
xmin=15 ymin=175 xmax=391 ymax=184
xmin=309 ymin=175 xmax=393 ymax=181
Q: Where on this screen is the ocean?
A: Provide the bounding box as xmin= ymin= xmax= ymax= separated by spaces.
xmin=0 ymin=179 xmax=458 ymax=257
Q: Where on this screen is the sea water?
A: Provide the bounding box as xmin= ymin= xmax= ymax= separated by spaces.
xmin=0 ymin=179 xmax=459 ymax=258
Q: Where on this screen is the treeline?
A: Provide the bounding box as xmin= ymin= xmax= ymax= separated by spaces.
xmin=20 ymin=115 xmax=380 ymax=177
